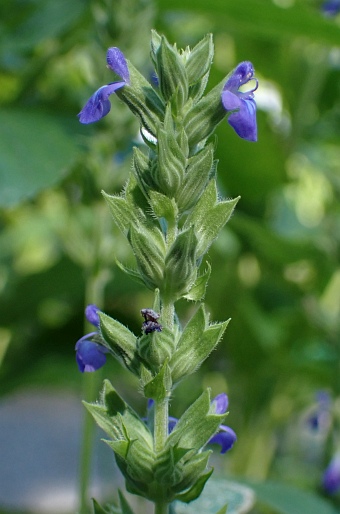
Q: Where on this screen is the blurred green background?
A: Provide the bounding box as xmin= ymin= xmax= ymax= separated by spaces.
xmin=1 ymin=0 xmax=340 ymax=513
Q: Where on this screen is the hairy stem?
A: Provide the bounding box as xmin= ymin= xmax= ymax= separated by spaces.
xmin=154 ymin=397 xmax=170 ymax=514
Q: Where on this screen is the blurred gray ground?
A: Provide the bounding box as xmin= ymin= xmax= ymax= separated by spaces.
xmin=0 ymin=389 xmax=120 ymax=513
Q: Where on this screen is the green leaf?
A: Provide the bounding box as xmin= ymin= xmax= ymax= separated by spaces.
xmin=128 ymin=223 xmax=166 ymax=290
xmin=115 ymin=259 xmax=144 ymax=286
xmin=103 ymin=192 xmax=136 ymax=233
xmin=92 ymin=498 xmax=120 ymax=514
xmin=185 ymin=34 xmax=214 ymax=86
xmin=104 ymin=440 xmax=129 ymax=460
xmin=247 ymin=480 xmax=338 ymax=514
xmin=0 ymin=109 xmax=79 ymax=207
xmin=99 ymin=313 xmax=139 ymax=375
xmin=167 ymin=389 xmax=224 ymax=451
xmin=173 ymin=451 xmax=212 ymax=494
xmin=156 ymin=125 xmax=186 ymax=197
xmin=171 ymin=305 xmax=229 ymax=382
xmin=138 ymin=327 xmax=177 ymax=370
xmin=163 ymin=226 xmax=198 ymax=301
xmin=174 ymin=479 xmax=254 ymax=514
xmin=92 ymin=498 xmax=110 ymax=514
xmin=118 ymin=490 xmax=136 ymax=514
xmin=184 ymin=79 xmax=226 ymax=148
xmin=132 ymin=147 xmax=158 ymax=196
xmin=115 ymin=62 xmax=165 ymax=137
xmin=84 ymin=380 xmax=153 ymax=448
xmin=156 ymin=36 xmax=189 ymax=109
xmin=184 ymin=180 xmax=239 ymax=257
xmin=177 ymin=144 xmax=214 ymax=212
xmin=143 ymin=360 xmax=172 ymax=400
xmin=149 ymin=190 xmax=178 ymax=224
xmin=183 ymin=262 xmax=211 ymax=302
xmin=215 ymin=505 xmax=228 ymax=514
xmin=175 ymin=468 xmax=213 ymax=503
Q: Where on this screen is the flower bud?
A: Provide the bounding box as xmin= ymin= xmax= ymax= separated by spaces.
xmin=163 ymin=226 xmax=198 ymax=301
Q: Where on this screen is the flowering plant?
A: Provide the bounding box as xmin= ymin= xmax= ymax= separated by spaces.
xmin=76 ymin=31 xmax=257 ymax=514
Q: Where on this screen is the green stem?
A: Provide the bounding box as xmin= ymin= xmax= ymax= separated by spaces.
xmin=154 ymin=397 xmax=170 ymax=514
xmin=161 ymin=301 xmax=174 ymax=331
xmin=153 ymin=217 xmax=177 ymax=514
xmin=154 ymin=397 xmax=169 ymax=452
xmin=78 ymin=370 xmax=102 ymax=514
xmin=155 ymin=502 xmax=169 ymax=514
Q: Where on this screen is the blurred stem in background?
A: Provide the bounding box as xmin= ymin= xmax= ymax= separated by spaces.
xmin=78 ymin=207 xmax=112 ymax=514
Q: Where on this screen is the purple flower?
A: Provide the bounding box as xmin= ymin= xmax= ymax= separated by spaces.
xmin=209 ymin=393 xmax=237 ymax=454
xmin=323 ymin=454 xmax=340 ymax=494
xmin=75 ymin=336 xmax=109 ymax=372
xmin=208 ymin=425 xmax=237 ymax=454
xmin=75 ymin=304 xmax=109 ymax=372
xmin=78 ymin=47 xmax=130 ymax=124
xmin=322 ymin=0 xmax=340 ymax=16
xmin=221 ymin=61 xmax=258 ymax=142
xmin=85 ymin=304 xmax=100 ymax=327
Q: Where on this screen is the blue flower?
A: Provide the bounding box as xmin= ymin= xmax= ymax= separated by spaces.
xmin=209 ymin=393 xmax=237 ymax=454
xmin=75 ymin=304 xmax=109 ymax=372
xmin=147 ymin=393 xmax=236 ymax=454
xmin=323 ymin=453 xmax=340 ymax=494
xmin=75 ymin=336 xmax=109 ymax=372
xmin=85 ymin=304 xmax=100 ymax=327
xmin=322 ymin=0 xmax=340 ymax=16
xmin=78 ymin=47 xmax=130 ymax=124
xmin=221 ymin=61 xmax=258 ymax=142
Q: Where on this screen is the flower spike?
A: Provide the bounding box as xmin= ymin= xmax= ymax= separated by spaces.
xmin=221 ymin=61 xmax=258 ymax=142
xmin=78 ymin=47 xmax=129 ymax=124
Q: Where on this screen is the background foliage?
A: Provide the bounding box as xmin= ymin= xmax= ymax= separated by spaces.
xmin=1 ymin=0 xmax=340 ymax=513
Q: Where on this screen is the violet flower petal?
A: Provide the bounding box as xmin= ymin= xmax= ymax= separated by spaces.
xmin=212 ymin=393 xmax=229 ymax=414
xmin=168 ymin=416 xmax=178 ymax=434
xmin=227 ymin=97 xmax=257 ymax=142
xmin=78 ymin=82 xmax=126 ymax=124
xmin=85 ymin=304 xmax=100 ymax=327
xmin=209 ymin=425 xmax=237 ymax=454
xmin=107 ymin=47 xmax=130 ymax=84
xmin=222 ymin=60 xmax=258 ymax=142
xmin=323 ymin=454 xmax=340 ymax=494
xmin=224 ymin=61 xmax=256 ymax=91
xmin=75 ymin=338 xmax=109 ymax=373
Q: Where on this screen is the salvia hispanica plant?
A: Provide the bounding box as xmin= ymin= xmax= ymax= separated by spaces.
xmin=76 ymin=31 xmax=258 ymax=514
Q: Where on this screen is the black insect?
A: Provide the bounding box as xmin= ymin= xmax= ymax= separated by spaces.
xmin=141 ymin=308 xmax=162 ymax=334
